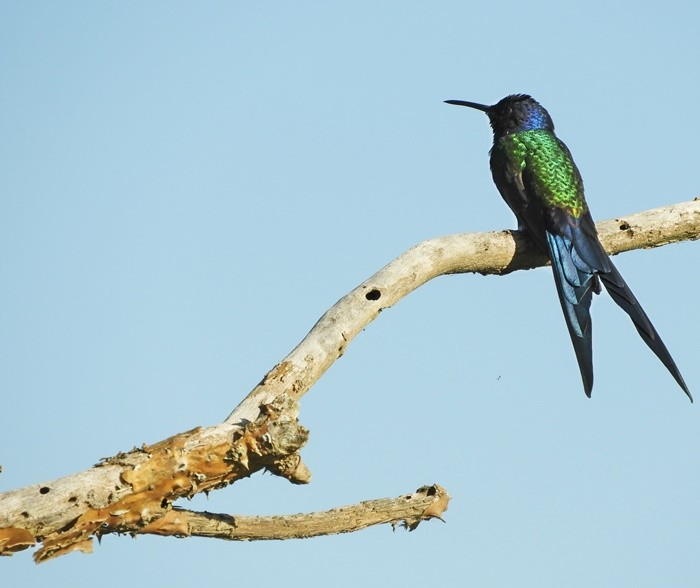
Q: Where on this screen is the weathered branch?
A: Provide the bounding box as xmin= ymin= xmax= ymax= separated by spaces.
xmin=138 ymin=484 xmax=450 ymax=541
xmin=1 ymin=199 xmax=698 ymax=562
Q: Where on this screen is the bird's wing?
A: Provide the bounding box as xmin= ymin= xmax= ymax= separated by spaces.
xmin=507 ymin=136 xmax=611 ymax=396
xmin=489 ymin=144 xmax=548 ymax=246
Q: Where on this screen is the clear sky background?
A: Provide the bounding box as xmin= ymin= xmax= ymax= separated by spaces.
xmin=2 ymin=2 xmax=699 ymax=586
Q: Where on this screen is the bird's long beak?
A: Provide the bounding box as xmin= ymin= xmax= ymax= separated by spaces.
xmin=444 ymin=99 xmax=490 ymax=112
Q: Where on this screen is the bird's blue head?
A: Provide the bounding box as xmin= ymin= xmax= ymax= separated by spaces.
xmin=445 ymin=94 xmax=555 ymax=137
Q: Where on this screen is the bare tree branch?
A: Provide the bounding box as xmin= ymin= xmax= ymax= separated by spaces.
xmin=228 ymin=198 xmax=700 ymax=420
xmin=1 ymin=199 xmax=698 ymax=562
xmin=137 ymin=484 xmax=450 ymax=542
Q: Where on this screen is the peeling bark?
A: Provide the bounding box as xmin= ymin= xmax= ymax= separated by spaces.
xmin=3 ymin=399 xmax=310 ymax=562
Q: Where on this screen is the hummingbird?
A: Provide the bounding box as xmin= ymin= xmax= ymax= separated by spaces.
xmin=445 ymin=94 xmax=691 ymax=401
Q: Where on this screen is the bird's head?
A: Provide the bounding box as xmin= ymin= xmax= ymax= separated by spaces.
xmin=445 ymin=94 xmax=554 ymax=137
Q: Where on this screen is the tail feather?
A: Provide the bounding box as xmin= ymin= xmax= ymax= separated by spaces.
xmin=545 ymin=218 xmax=691 ymax=402
xmin=599 ymin=262 xmax=692 ymax=402
xmin=546 ymin=231 xmax=596 ymax=397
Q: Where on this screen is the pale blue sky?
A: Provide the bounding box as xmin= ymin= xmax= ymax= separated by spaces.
xmin=2 ymin=2 xmax=699 ymax=586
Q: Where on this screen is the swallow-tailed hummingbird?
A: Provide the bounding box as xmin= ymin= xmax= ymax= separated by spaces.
xmin=445 ymin=94 xmax=691 ymax=401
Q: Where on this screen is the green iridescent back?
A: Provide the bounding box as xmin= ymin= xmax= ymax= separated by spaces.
xmin=501 ymin=129 xmax=587 ymax=218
